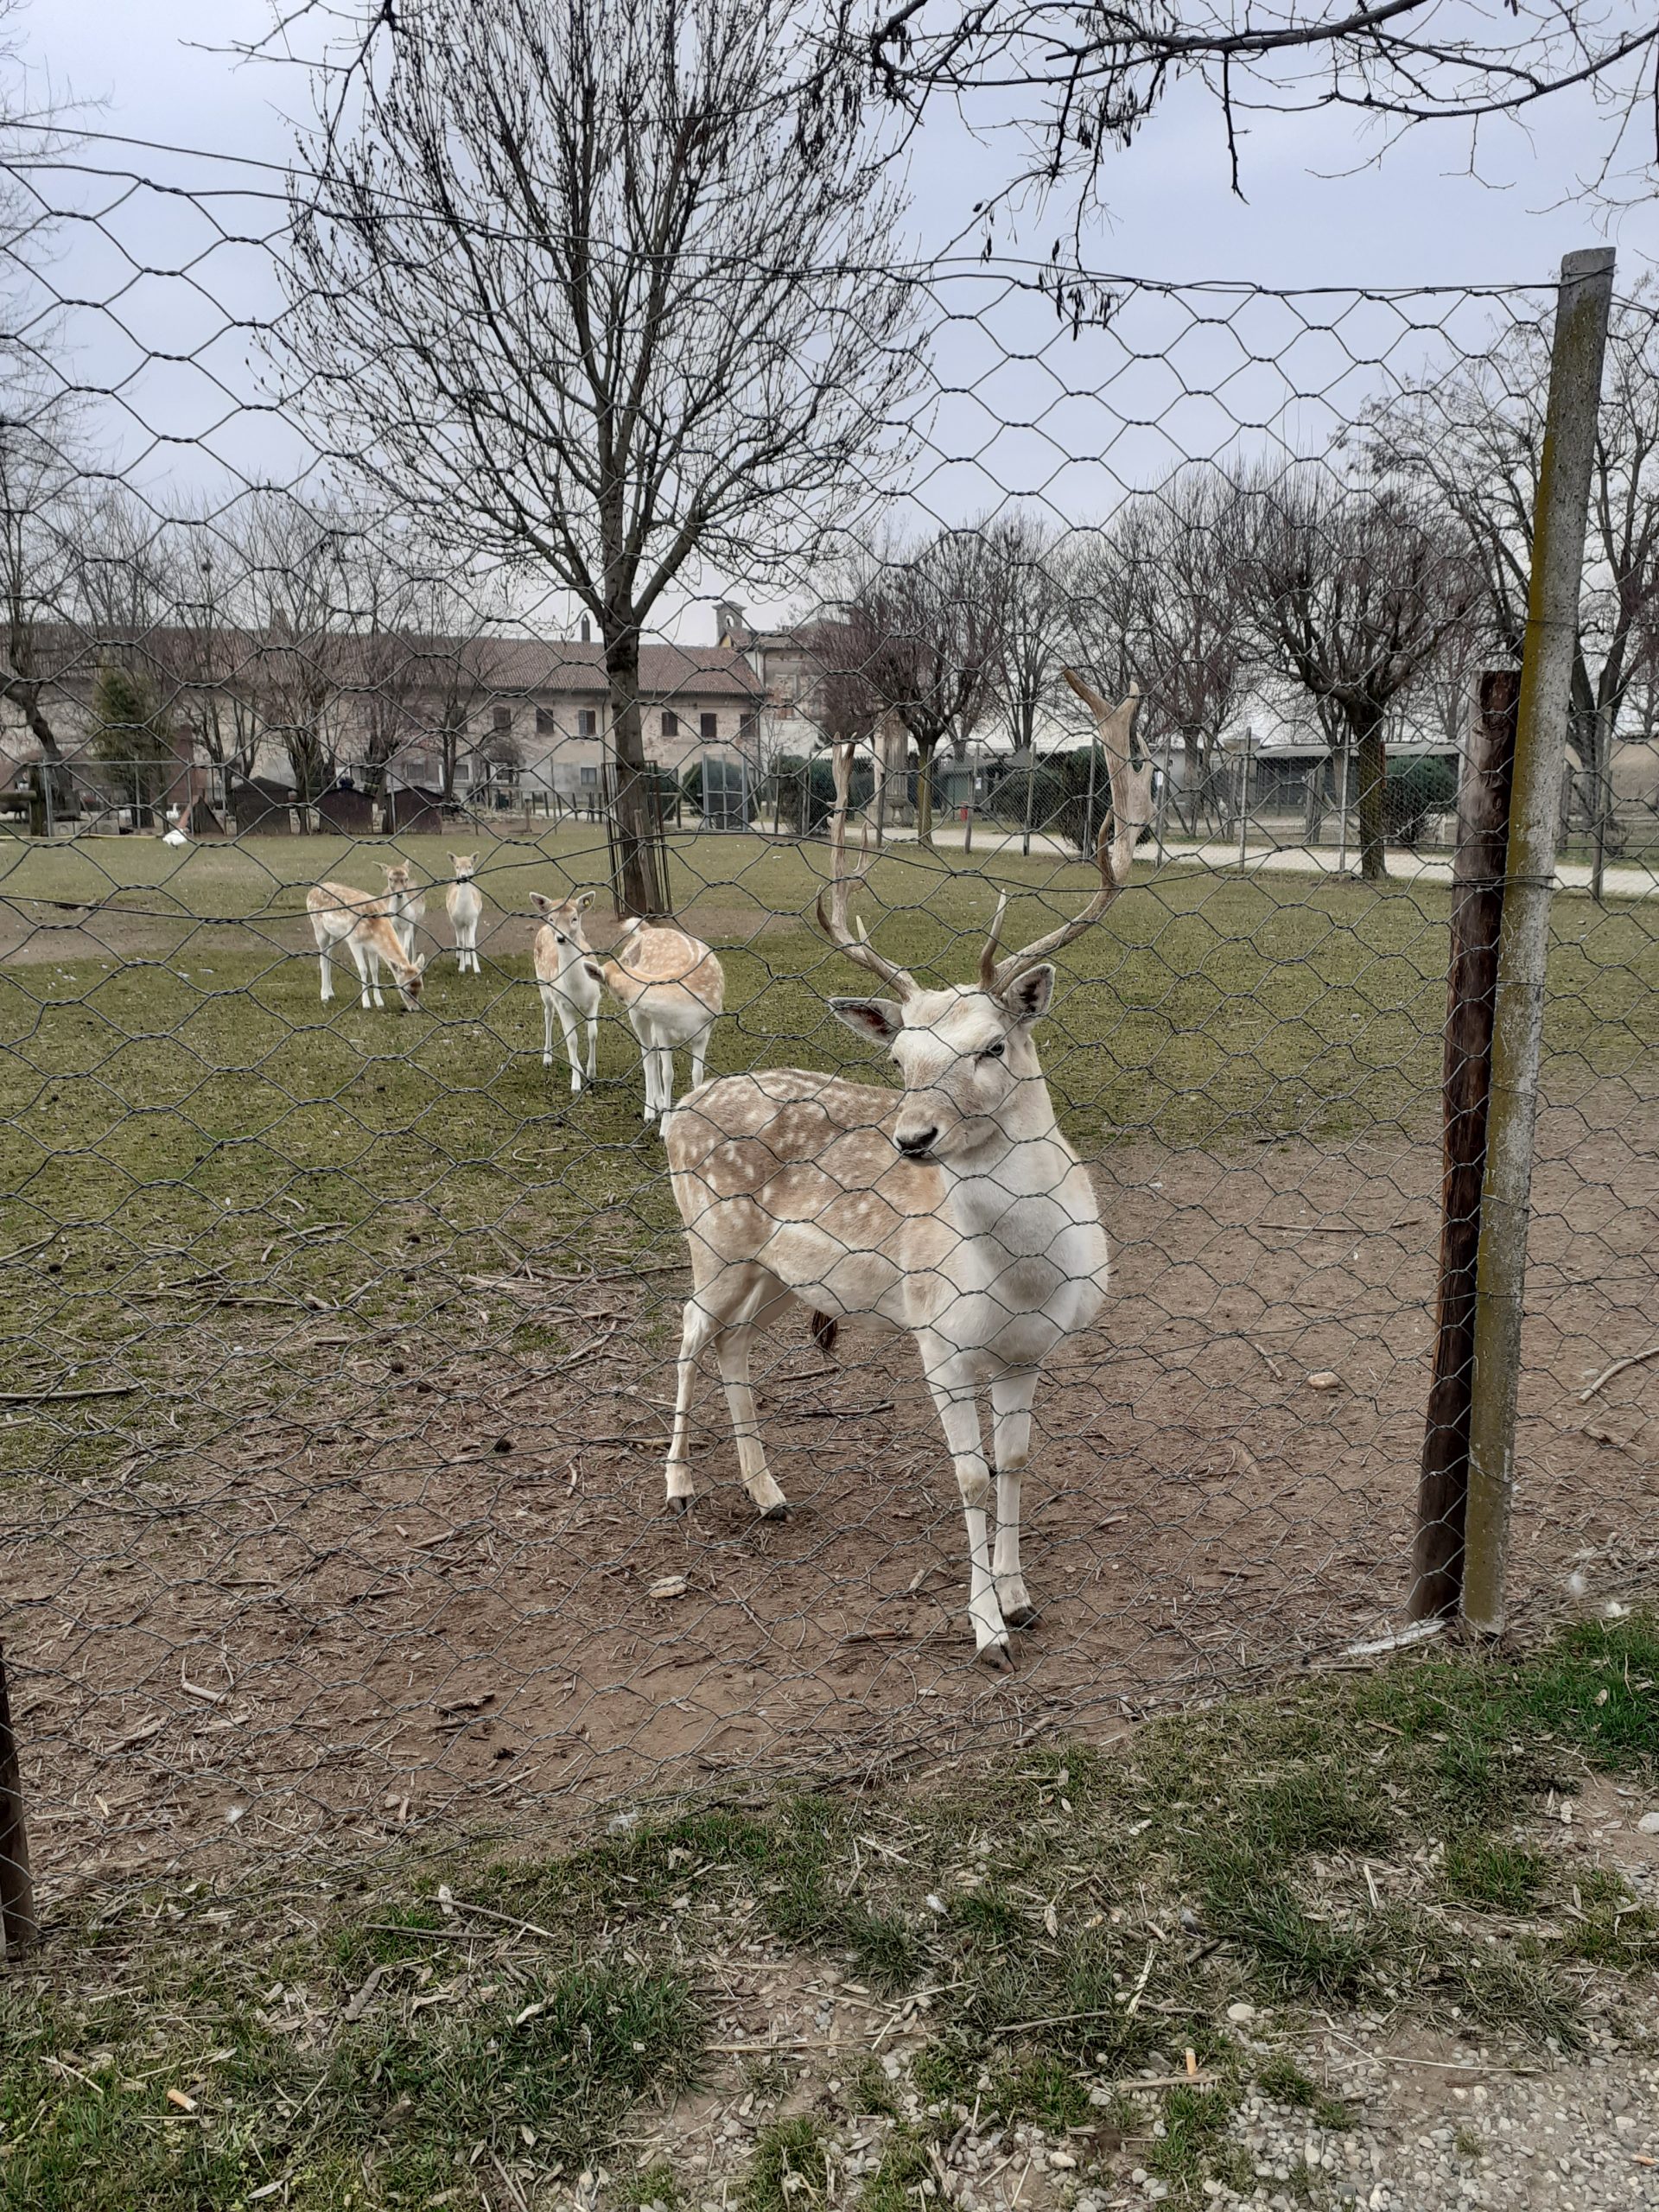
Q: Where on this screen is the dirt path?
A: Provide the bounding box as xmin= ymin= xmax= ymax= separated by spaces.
xmin=5 ymin=1077 xmax=1656 ymax=1897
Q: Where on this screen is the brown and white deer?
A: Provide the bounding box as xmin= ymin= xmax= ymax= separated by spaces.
xmin=531 ymin=891 xmax=604 ymax=1091
xmin=447 ymin=855 xmax=483 ymax=974
xmin=660 ymin=671 xmax=1149 ymax=1669
xmin=602 ymin=918 xmax=725 ymax=1122
xmin=307 ymin=880 xmax=428 ymax=1010
xmin=382 ymin=862 xmax=426 ymax=963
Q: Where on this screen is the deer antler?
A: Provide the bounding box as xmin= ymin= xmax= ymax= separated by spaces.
xmin=814 ymin=741 xmax=916 ymax=999
xmin=986 ymin=674 xmax=1152 ymax=993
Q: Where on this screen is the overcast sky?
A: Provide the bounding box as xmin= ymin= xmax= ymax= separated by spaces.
xmin=19 ymin=1 xmax=1659 ymax=639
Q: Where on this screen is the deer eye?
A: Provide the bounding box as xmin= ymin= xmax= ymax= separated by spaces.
xmin=980 ymin=1039 xmax=1006 ymax=1060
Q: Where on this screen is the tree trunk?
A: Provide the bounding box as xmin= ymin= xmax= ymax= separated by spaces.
xmin=914 ymin=737 xmax=935 ymax=848
xmin=1351 ymin=702 xmax=1389 ymax=883
xmin=603 ymin=625 xmax=671 ymax=918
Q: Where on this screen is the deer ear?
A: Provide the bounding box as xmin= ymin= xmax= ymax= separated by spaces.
xmin=416 ymin=954 xmax=428 ymax=973
xmin=530 ymin=893 xmax=555 ymax=917
xmin=574 ymin=891 xmax=596 ymax=912
xmin=829 ymin=996 xmax=905 ymax=1045
xmin=1001 ymin=964 xmax=1055 ymax=1026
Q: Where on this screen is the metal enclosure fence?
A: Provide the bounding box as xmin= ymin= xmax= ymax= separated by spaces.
xmin=0 ymin=141 xmax=1656 ymax=1922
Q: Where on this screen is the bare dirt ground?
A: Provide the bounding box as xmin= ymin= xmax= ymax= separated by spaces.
xmin=6 ymin=1080 xmax=1656 ymax=1898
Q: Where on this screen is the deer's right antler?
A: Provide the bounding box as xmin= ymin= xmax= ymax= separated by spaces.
xmin=986 ymin=673 xmax=1152 ymax=992
xmin=814 ymin=741 xmax=916 ymax=1000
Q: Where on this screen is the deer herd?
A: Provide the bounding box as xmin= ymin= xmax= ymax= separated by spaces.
xmin=304 ymin=672 xmax=1147 ymax=1667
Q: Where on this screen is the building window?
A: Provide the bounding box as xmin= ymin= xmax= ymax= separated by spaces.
xmin=577 ymin=709 xmax=597 ymax=739
xmin=661 ymin=709 xmax=678 ymax=738
xmin=700 ymin=711 xmax=718 ymax=742
xmin=579 ymin=765 xmax=598 ymax=787
xmin=535 ymin=706 xmax=557 ymax=736
xmin=492 ymin=704 xmax=512 ymax=734
xmin=740 ymin=710 xmax=758 ymax=742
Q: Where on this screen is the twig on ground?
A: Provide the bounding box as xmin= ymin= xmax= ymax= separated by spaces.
xmin=1580 ymin=1342 xmax=1659 ymax=1402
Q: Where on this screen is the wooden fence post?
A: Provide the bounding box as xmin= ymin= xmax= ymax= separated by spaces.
xmin=0 ymin=1642 xmax=37 ymax=1959
xmin=1409 ymin=670 xmax=1520 ymax=1619
xmin=1464 ymin=246 xmax=1616 ymax=1634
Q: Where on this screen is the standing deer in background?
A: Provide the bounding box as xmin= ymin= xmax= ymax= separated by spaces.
xmin=447 ymin=855 xmax=483 ymax=973
xmin=307 ymin=880 xmax=428 ymax=1010
xmin=600 ymin=918 xmax=725 ymax=1122
xmin=531 ymin=891 xmax=604 ymax=1092
xmin=383 ymin=862 xmax=426 ymax=962
xmin=661 ymin=671 xmax=1149 ymax=1669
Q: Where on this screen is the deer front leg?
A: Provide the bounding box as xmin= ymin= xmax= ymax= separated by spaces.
xmin=317 ymin=939 xmax=334 ymax=1002
xmin=923 ymin=1363 xmax=1010 ymax=1669
xmin=348 ymin=938 xmax=373 ymax=1009
xmin=990 ymin=1367 xmax=1040 ymax=1629
xmin=584 ymin=1011 xmax=599 ymax=1084
xmin=714 ymin=1321 xmax=788 ymax=1519
xmin=558 ymin=995 xmax=583 ymax=1093
xmin=541 ymin=986 xmax=555 ymax=1068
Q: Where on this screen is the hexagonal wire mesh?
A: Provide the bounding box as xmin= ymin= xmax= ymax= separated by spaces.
xmin=0 ymin=138 xmax=1655 ymax=1910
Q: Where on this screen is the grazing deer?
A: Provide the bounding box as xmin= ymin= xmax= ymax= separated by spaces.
xmin=601 ymin=918 xmax=725 ymax=1122
xmin=382 ymin=862 xmax=426 ymax=962
xmin=531 ymin=891 xmax=604 ymax=1092
xmin=307 ymin=880 xmax=428 ymax=1010
xmin=447 ymin=855 xmax=483 ymax=974
xmin=660 ymin=671 xmax=1149 ymax=1669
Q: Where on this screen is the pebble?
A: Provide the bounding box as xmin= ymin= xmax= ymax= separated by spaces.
xmin=1226 ymin=2001 xmax=1256 ymax=2024
xmin=1636 ymin=1810 xmax=1659 ymax=1834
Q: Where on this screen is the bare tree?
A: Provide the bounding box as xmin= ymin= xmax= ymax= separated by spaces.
xmin=1232 ymin=465 xmax=1478 ymax=882
xmin=232 ymin=490 xmax=351 ymax=808
xmin=283 ymin=0 xmax=919 ymax=916
xmin=1370 ymin=293 xmax=1659 ymax=849
xmin=0 ymin=390 xmax=78 ymax=792
xmin=1077 ymin=475 xmax=1249 ymax=833
xmin=850 ymin=2 xmax=1659 ymax=221
xmin=842 ymin=529 xmax=1007 ymax=847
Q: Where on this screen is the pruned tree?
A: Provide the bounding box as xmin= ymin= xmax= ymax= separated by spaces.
xmin=1370 ymin=292 xmax=1659 ymax=855
xmin=283 ymin=0 xmax=919 ymax=916
xmin=842 ymin=528 xmax=1006 ymax=847
xmin=0 ymin=391 xmax=78 ymax=796
xmin=1076 ymin=474 xmax=1248 ymax=834
xmin=1231 ymin=465 xmax=1478 ymax=882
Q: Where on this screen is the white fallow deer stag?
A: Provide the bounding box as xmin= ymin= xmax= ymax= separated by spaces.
xmin=661 ymin=671 xmax=1149 ymax=1669
xmin=307 ymin=880 xmax=428 ymax=1011
xmin=447 ymin=855 xmax=483 ymax=974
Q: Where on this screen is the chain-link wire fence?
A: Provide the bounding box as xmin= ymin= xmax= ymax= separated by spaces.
xmin=0 ymin=137 xmax=1656 ymax=1923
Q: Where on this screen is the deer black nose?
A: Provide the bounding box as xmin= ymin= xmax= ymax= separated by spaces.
xmin=897 ymin=1127 xmax=938 ymax=1159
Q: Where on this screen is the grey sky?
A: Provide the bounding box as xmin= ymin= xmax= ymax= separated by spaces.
xmin=20 ymin=1 xmax=1659 ymax=639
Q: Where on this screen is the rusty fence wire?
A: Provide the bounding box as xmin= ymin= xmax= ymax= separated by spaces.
xmin=0 ymin=138 xmax=1656 ymax=1914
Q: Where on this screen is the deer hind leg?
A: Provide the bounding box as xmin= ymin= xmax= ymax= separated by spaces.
xmin=714 ymin=1321 xmax=788 ymax=1519
xmin=688 ymin=1022 xmax=710 ymax=1095
xmin=990 ymin=1368 xmax=1040 ymax=1629
xmin=584 ymin=1008 xmax=599 ymax=1084
xmin=923 ymin=1362 xmax=1010 ymax=1669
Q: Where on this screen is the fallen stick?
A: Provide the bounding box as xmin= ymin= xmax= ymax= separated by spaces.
xmin=1579 ymin=1342 xmax=1659 ymax=1402
xmin=0 ymin=1383 xmax=136 ymax=1404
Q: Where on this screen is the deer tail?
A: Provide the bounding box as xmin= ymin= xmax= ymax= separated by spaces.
xmin=810 ymin=1310 xmax=840 ymax=1358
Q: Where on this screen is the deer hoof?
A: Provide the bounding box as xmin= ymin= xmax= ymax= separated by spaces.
xmin=1003 ymin=1603 xmax=1039 ymax=1630
xmin=975 ymin=1638 xmax=1014 ymax=1674
xmin=759 ymin=1500 xmax=791 ymax=1522
xmin=666 ymin=1493 xmax=692 ymax=1516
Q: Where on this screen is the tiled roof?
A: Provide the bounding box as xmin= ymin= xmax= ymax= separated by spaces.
xmin=22 ymin=626 xmax=765 ymax=703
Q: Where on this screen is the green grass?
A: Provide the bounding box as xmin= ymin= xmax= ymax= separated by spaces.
xmin=2 ymin=828 xmax=1653 ymax=1486
xmin=4 ymin=1617 xmax=1656 ymax=2209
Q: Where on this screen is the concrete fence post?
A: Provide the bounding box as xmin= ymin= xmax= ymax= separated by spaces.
xmin=1463 ymin=247 xmax=1616 ymax=1634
